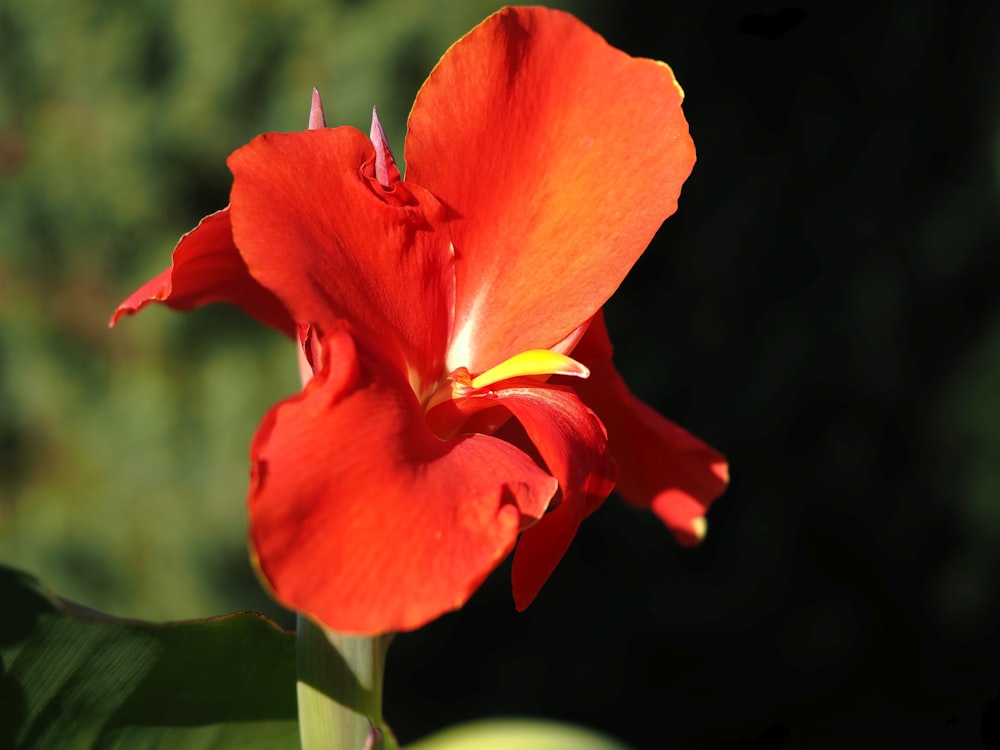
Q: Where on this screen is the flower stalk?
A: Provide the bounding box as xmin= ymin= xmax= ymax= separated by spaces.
xmin=296 ymin=614 xmax=396 ymax=749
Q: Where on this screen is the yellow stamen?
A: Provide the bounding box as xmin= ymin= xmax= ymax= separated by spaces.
xmin=469 ymin=349 xmax=590 ymax=390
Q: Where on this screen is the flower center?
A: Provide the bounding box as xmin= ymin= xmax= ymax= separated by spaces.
xmin=424 ymin=349 xmax=589 ymax=414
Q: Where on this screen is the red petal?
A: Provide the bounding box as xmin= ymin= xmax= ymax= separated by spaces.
xmin=570 ymin=312 xmax=728 ymax=546
xmin=500 ymin=385 xmax=616 ymax=610
xmin=429 ymin=380 xmax=616 ymax=609
xmin=110 ymin=208 xmax=295 ymax=336
xmin=405 ymin=6 xmax=695 ymax=374
xmin=248 ymin=325 xmax=557 ymax=635
xmin=228 ymin=127 xmax=454 ymax=396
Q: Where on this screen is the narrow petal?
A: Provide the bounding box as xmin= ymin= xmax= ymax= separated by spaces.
xmin=501 ymin=385 xmax=616 ymax=610
xmin=369 ymin=107 xmax=401 ymax=188
xmin=405 ymin=6 xmax=695 ymax=374
xmin=228 ymin=127 xmax=454 ymax=396
xmin=248 ymin=325 xmax=557 ymax=635
xmin=308 ymin=87 xmax=326 ymax=130
xmin=110 ymin=208 xmax=295 ymax=336
xmin=429 ymin=380 xmax=616 ymax=609
xmin=569 ymin=312 xmax=728 ymax=546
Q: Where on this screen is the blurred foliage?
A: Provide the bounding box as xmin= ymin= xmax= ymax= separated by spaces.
xmin=0 ymin=0 xmax=580 ymax=622
xmin=1 ymin=0 xmax=1000 ymax=748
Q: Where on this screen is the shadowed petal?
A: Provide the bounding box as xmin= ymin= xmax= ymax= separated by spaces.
xmin=406 ymin=6 xmax=695 ymax=374
xmin=228 ymin=126 xmax=454 ymax=395
xmin=500 ymin=385 xmax=616 ymax=610
xmin=110 ymin=208 xmax=295 ymax=336
xmin=569 ymin=312 xmax=728 ymax=546
xmin=429 ymin=380 xmax=616 ymax=609
xmin=248 ymin=325 xmax=557 ymax=635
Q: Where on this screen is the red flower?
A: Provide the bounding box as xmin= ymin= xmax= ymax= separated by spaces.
xmin=112 ymin=7 xmax=727 ymax=634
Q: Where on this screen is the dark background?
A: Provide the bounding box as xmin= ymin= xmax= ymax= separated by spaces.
xmin=1 ymin=1 xmax=998 ymax=748
xmin=387 ymin=2 xmax=1000 ymax=748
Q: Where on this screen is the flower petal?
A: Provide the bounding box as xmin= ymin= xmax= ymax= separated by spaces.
xmin=428 ymin=380 xmax=616 ymax=610
xmin=227 ymin=126 xmax=454 ymax=397
xmin=405 ymin=6 xmax=696 ymax=374
xmin=569 ymin=312 xmax=728 ymax=546
xmin=248 ymin=325 xmax=557 ymax=635
xmin=110 ymin=208 xmax=295 ymax=336
xmin=500 ymin=385 xmax=617 ymax=610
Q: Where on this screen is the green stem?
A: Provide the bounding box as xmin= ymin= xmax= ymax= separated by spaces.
xmin=296 ymin=614 xmax=396 ymax=750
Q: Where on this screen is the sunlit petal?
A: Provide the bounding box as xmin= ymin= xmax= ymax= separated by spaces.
xmin=406 ymin=6 xmax=695 ymax=373
xmin=228 ymin=127 xmax=453 ymax=394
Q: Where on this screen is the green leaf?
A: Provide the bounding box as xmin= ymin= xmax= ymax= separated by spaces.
xmin=406 ymin=719 xmax=634 ymax=750
xmin=0 ymin=565 xmax=298 ymax=749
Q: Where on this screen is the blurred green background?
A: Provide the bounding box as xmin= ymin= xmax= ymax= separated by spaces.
xmin=2 ymin=0 xmax=999 ymax=747
xmin=0 ymin=0 xmax=570 ymax=620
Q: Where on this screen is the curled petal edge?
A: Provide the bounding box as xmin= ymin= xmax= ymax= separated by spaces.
xmin=110 ymin=208 xmax=295 ymax=337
